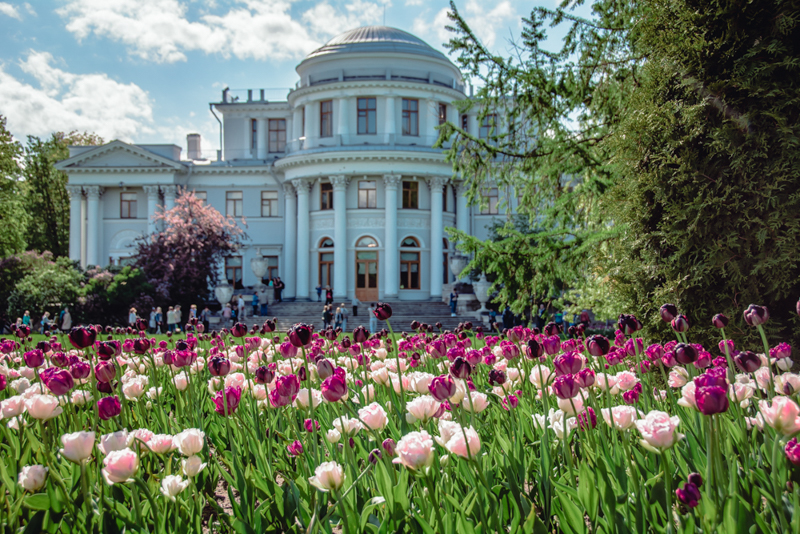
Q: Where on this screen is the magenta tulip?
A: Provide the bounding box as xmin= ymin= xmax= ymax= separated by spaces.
xmin=208 ymin=356 xmax=231 ymax=377
xmin=213 ymin=386 xmax=242 ymax=416
xmin=711 ymin=314 xmax=729 ymax=329
xmin=553 ymin=352 xmax=582 ymax=376
xmin=24 ymin=349 xmax=45 ymax=368
xmin=659 ymin=304 xmax=678 ymax=322
xmin=97 ymin=396 xmax=121 ymax=420
xmin=69 ymin=326 xmax=97 ymax=350
xmin=373 ymin=303 xmax=392 ymax=321
xmin=553 ymin=374 xmax=580 ymax=399
xmin=428 ymin=375 xmax=456 ymax=401
xmin=288 ymin=323 xmax=313 ymax=347
xmin=743 ymin=304 xmax=769 ymax=326
xmin=676 ymin=483 xmax=701 ymax=508
xmin=94 ymin=361 xmax=116 ymax=383
xmin=321 ymin=375 xmax=347 ymax=403
xmin=786 ymin=438 xmax=800 ymax=466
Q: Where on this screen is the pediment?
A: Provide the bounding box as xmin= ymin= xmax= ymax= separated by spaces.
xmin=55 ymin=141 xmax=187 ymax=171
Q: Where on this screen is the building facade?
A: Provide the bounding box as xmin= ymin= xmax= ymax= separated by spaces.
xmin=57 ymin=26 xmax=516 ymax=302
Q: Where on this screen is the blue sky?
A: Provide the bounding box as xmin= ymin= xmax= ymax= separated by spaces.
xmin=0 ymin=0 xmax=576 ymax=158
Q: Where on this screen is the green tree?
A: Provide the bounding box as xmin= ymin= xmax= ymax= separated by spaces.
xmin=22 ymin=131 xmax=103 ymax=256
xmin=7 ymin=252 xmax=82 ymax=323
xmin=606 ymin=0 xmax=800 ymax=348
xmin=439 ymin=0 xmax=641 ymax=313
xmin=77 ymin=266 xmax=155 ymax=326
xmin=0 ymin=116 xmax=28 ymax=256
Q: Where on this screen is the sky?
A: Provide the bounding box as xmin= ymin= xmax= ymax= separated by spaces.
xmin=0 ymin=0 xmax=574 ymax=159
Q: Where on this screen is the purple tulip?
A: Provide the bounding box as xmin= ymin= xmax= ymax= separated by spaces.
xmin=230 ymin=323 xmax=247 ymax=338
xmin=69 ymin=361 xmax=91 ymax=380
xmin=42 ymin=368 xmax=74 ymax=396
xmin=97 ymin=396 xmax=121 ymax=420
xmin=577 ymin=407 xmax=597 ymax=430
xmin=743 ymin=304 xmax=769 ymax=327
xmin=24 ymin=350 xmax=45 ymax=368
xmin=734 ymin=351 xmax=761 ymax=373
xmin=287 ymin=440 xmax=303 ymax=457
xmin=695 ymin=385 xmax=729 ymax=415
xmin=214 ymin=386 xmax=242 ymax=416
xmin=449 ymin=357 xmax=472 ymax=379
xmin=0 ymin=374 xmax=6 ymax=392
xmin=671 ymin=315 xmax=689 ymax=333
xmin=660 ymin=304 xmax=678 ymax=322
xmin=542 ymin=336 xmax=561 ymax=356
xmin=687 ymin=473 xmax=703 ymax=487
xmin=429 ymin=375 xmax=456 ymax=401
xmin=796 ymin=298 xmax=800 ymax=318
xmin=553 ymin=352 xmax=582 ymax=376
xmin=133 ymin=338 xmax=151 ymax=355
xmin=268 ymin=374 xmax=300 ymax=407
xmin=676 ymin=482 xmax=701 ymax=508
xmin=382 ymin=438 xmax=396 ymax=456
xmin=173 ymin=350 xmax=197 ymax=368
xmin=254 ymin=366 xmax=275 ymax=385
xmin=576 ymin=368 xmax=595 ymax=388
xmin=488 ymin=369 xmax=507 ymax=387
xmin=718 ymin=339 xmax=735 ymax=355
xmin=94 ymin=361 xmax=116 ymax=383
xmin=316 ymin=359 xmax=334 ymax=380
xmin=622 ymin=389 xmax=640 ymax=405
xmin=711 ymin=314 xmax=729 ymax=329
xmin=617 ymin=314 xmax=642 ymax=335
xmin=526 ymin=339 xmax=543 ymax=360
xmin=368 ymin=448 xmax=382 ymax=464
xmin=69 ymin=326 xmax=97 ymax=350
xmin=645 ymin=344 xmax=664 ymax=362
xmin=321 ymin=374 xmax=348 ymax=402
xmin=373 ymin=303 xmax=393 ymax=321
xmin=288 ymin=323 xmax=313 ymax=348
xmin=770 ymin=343 xmax=792 ymax=360
xmin=585 ymin=335 xmax=610 ymax=357
xmin=304 ymin=419 xmax=319 ymax=432
xmin=352 ymin=326 xmax=369 ymax=343
xmin=786 ymin=438 xmax=800 ymax=466
xmin=553 ymin=374 xmax=580 ymax=399
xmin=208 ymin=356 xmax=231 ymax=376
xmin=674 ymin=343 xmax=697 ymax=365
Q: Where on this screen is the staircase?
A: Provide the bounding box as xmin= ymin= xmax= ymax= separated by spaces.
xmin=239 ymin=300 xmax=468 ymax=333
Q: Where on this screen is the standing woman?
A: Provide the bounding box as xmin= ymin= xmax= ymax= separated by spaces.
xmin=368 ymin=303 xmax=378 ymax=333
xmin=61 ymin=307 xmax=72 ymax=333
xmin=155 ymin=307 xmax=163 ymax=334
xmin=128 ymin=307 xmax=137 ymax=327
xmin=22 ymin=311 xmax=30 ymax=327
xmin=40 ymin=312 xmax=50 ymax=334
xmin=325 ymin=286 xmax=333 ymax=305
xmin=166 ymin=306 xmax=175 ymax=332
xmin=334 ymin=306 xmax=343 ymax=329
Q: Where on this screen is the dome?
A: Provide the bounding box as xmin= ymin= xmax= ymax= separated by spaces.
xmin=305 ymin=26 xmax=448 ymax=61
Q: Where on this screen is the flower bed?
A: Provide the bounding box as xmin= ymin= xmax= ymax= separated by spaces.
xmin=1 ymin=301 xmax=800 ymax=533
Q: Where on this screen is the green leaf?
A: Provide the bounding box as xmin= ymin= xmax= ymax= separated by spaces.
xmin=23 ymin=493 xmax=51 ymax=510
xmin=578 ymin=462 xmax=599 ymax=522
xmin=557 ymin=493 xmax=588 ymax=534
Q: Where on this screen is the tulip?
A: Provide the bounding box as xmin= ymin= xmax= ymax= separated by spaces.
xmin=287 ymin=440 xmax=304 ymax=456
xmin=786 ymin=438 xmax=800 ymax=466
xmin=553 ymin=374 xmax=580 ymax=399
xmin=758 ymin=396 xmax=800 ymax=436
xmin=99 ymin=430 xmax=129 ymax=455
xmin=25 ymin=394 xmax=63 ymax=420
xmin=428 ymin=375 xmax=456 ymax=401
xmin=674 ymin=343 xmax=697 ymax=365
xmin=542 ymin=336 xmax=561 ymax=356
xmin=407 ymin=395 xmax=442 ymax=423
xmin=160 ymin=475 xmax=190 ymax=501
xmin=213 ymin=386 xmax=242 ymax=416
xmin=252 ymin=366 xmax=273 ymax=385
xmin=321 ymin=374 xmax=348 ymax=403
xmin=461 ymin=391 xmax=490 ymax=413
xmin=525 ymin=339 xmax=543 ymax=360
xmin=358 ymin=402 xmax=389 ymax=430
xmin=59 ymin=431 xmax=95 ymax=463
xmin=18 ymin=465 xmax=48 ymax=492
xmin=288 ymin=323 xmax=313 ymax=347
xmin=635 ymin=410 xmax=682 ymax=451
xmin=182 ymin=454 xmax=207 ymax=477
xmin=97 ymin=396 xmax=121 ymax=420
xmin=102 ymin=448 xmax=138 ymax=484
xmin=695 ymin=386 xmax=729 ymax=415
xmin=208 ymin=356 xmax=231 ymax=377
xmin=316 ymin=358 xmax=334 ymax=380
xmin=622 ymin=390 xmax=640 ymax=405
xmin=576 ymin=368 xmax=595 ymax=388
xmin=711 ymin=314 xmax=729 ymax=329
xmin=230 ymin=323 xmax=247 ymax=338
xmin=586 ymin=335 xmax=610 ymax=357
xmin=444 ymin=425 xmax=481 ymax=458
xmin=743 ymin=304 xmax=769 ymax=326
xmin=660 ymin=304 xmax=678 ymax=322
xmin=734 ymin=351 xmax=761 ymax=373
xmin=24 ymin=350 xmax=45 ymax=368
xmin=173 ymin=429 xmax=205 ymax=456
xmin=488 ymin=369 xmax=507 ymax=387
xmin=449 ymin=357 xmax=472 ymax=379
xmin=0 ymin=374 xmax=6 ymax=393
xmin=770 ymin=343 xmax=792 ymax=360
xmin=393 ymin=430 xmax=434 ymax=470
xmin=145 ymin=434 xmax=175 ymax=454
xmin=373 ymin=303 xmax=392 ymax=320
xmin=601 ymin=405 xmax=640 ymax=430
xmin=95 ymin=361 xmax=116 ymax=383
xmin=70 ymin=361 xmax=91 ymax=380
xmin=308 ymin=461 xmax=345 ymax=492
xmin=97 ymin=341 xmax=121 ymax=360
xmin=42 ymin=369 xmax=74 ymax=396
xmin=269 ymin=375 xmax=300 ymax=407
xmin=671 ymin=315 xmax=689 ymax=333
xmin=676 ymin=482 xmax=701 ymax=508
xmin=381 ymin=438 xmax=396 ymax=457
xmin=617 ymin=314 xmax=642 ymax=335
xmin=353 ymin=326 xmax=369 ymax=343
xmin=687 ymin=472 xmax=703 ymax=487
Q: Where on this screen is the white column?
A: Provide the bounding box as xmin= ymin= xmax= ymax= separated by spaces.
xmin=163 ymin=185 xmax=177 ymax=212
xmin=429 ymin=177 xmax=447 ymax=298
xmin=256 ymin=118 xmax=267 ymax=159
xmin=244 ymin=119 xmax=253 ymax=158
xmin=384 ymin=95 xmax=396 ymax=144
xmin=455 ymin=181 xmax=470 ymax=236
xmin=292 ymin=107 xmax=303 ymax=150
xmin=144 ymin=185 xmax=160 ymax=235
xmin=331 ymin=175 xmax=348 ymax=299
xmin=292 ymin=178 xmax=311 ymax=300
xmin=304 ymin=102 xmax=316 ymax=149
xmin=383 ymin=174 xmax=401 ymax=298
xmin=66 ymin=185 xmax=82 ymax=263
xmin=337 ymin=97 xmax=349 ymax=144
xmin=426 ymin=99 xmax=438 ymax=144
xmin=85 ymin=186 xmax=103 ymax=267
xmin=283 ymin=183 xmax=297 ymax=299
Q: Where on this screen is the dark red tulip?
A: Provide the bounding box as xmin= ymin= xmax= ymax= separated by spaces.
xmin=688 ymin=473 xmax=703 ymax=487
xmin=94 ymin=361 xmax=116 ymax=383
xmin=36 ymin=341 xmax=51 ymax=353
xmin=96 ymin=341 xmax=120 ymax=360
xmin=208 ymin=356 xmax=231 ymax=377
xmin=368 ymin=448 xmax=382 ymax=464
xmin=133 ymin=338 xmax=151 ymax=355
xmin=676 ymin=483 xmax=701 ymax=508
xmin=577 ymin=407 xmax=597 ymax=430
xmin=97 ymin=396 xmax=121 ymax=420
xmin=695 ymin=386 xmax=729 ymax=415
xmin=214 ymin=386 xmax=242 ymax=416
xmin=586 ymin=335 xmax=610 ymax=357
xmin=373 ymin=303 xmax=392 ymax=321
xmin=298 ymin=366 xmax=308 ymax=381
xmin=353 ymin=326 xmax=369 ymax=343
xmin=255 ymin=366 xmax=275 ymax=385
xmin=428 ymin=375 xmax=456 ymax=401
xmin=711 ymin=314 xmax=729 ymax=329
xmin=617 ymin=314 xmax=642 ymax=335
xmin=622 ymin=389 xmax=640 ymax=404
xmin=449 ymin=357 xmax=472 ymax=379
xmin=674 ymin=343 xmax=697 ymax=365
xmin=410 ymin=320 xmax=421 ymax=330
xmin=70 ymin=361 xmax=91 ymax=380
xmin=743 ymin=304 xmax=769 ymax=327
xmin=488 ymin=369 xmax=507 ymax=387
xmin=659 ymin=304 xmax=678 ymax=322
xmin=553 ymin=374 xmax=580 ymax=399
xmin=135 ymin=319 xmax=147 ymax=331
xmin=24 ymin=349 xmax=45 ymax=368
xmin=69 ymin=327 xmax=96 ymax=349
xmin=526 ymin=339 xmax=543 ymax=360
xmin=671 ymin=315 xmax=689 ymax=333
xmin=262 ymin=318 xmax=276 ymax=333
xmin=230 ymin=323 xmax=247 ymax=338
xmin=734 ymin=351 xmax=761 ymax=373
xmin=321 ymin=374 xmax=347 ymax=402
xmin=288 ymin=323 xmax=313 ymax=348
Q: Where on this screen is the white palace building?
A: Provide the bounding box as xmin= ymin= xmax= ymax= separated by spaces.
xmin=57 ymin=26 xmax=514 ymax=303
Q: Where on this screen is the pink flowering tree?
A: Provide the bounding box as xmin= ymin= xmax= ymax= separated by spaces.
xmin=134 ymin=191 xmax=245 ymax=312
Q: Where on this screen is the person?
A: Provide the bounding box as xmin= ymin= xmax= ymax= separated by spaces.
xmin=166 ymin=306 xmax=176 ymax=332
xmin=222 ymin=303 xmax=232 ymax=327
xmin=148 ymin=307 xmax=157 ymax=333
xmin=322 ymin=305 xmax=332 ymax=329
xmin=40 ymin=312 xmax=50 ymax=334
xmin=200 ymin=306 xmax=210 ymax=332
xmin=325 ymin=286 xmax=333 ymax=305
xmin=351 ymin=295 xmax=360 ymax=317
xmin=127 ymin=307 xmax=137 ymax=327
xmin=554 ymin=310 xmax=564 ymax=329
xmin=58 ymin=307 xmax=66 ymax=329
xmin=334 ymin=306 xmax=343 ymax=329
xmin=22 ymin=311 xmax=30 ymax=327
xmin=579 ymin=309 xmax=590 ymax=329
xmin=502 ymin=306 xmax=514 ymax=330
xmin=315 ymin=284 xmax=323 ymax=302
xmin=258 ymin=289 xmax=269 ymax=317
xmin=61 ymin=307 xmax=72 ymax=332
xmin=449 ymin=289 xmax=458 ymax=317
xmin=237 ymin=295 xmax=246 ymax=322
xmin=189 ymin=304 xmax=198 ymax=320
xmin=174 ymin=305 xmax=182 ymax=329
xmin=274 ymin=277 xmax=284 ymax=302
xmin=339 ymin=303 xmax=349 ymax=331
xmin=488 ymin=309 xmax=498 ymax=332
xmin=155 ymin=307 xmax=163 ymax=334
xmin=537 ymin=304 xmax=547 ymax=329
xmin=368 ymin=303 xmax=378 ymax=333
xmin=252 ymin=293 xmax=259 ymax=316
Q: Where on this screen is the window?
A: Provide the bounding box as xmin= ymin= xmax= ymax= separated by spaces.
xmin=320 ymin=100 xmax=333 ymax=138
xmin=356 ymin=236 xmax=378 ymax=248
xmin=261 ymin=191 xmax=278 ymax=217
xmin=251 ymin=119 xmax=258 ymax=150
xmin=480 ymin=187 xmax=499 ymax=215
xmin=479 ymin=114 xmax=497 ymax=139
xmin=262 ymin=256 xmax=279 ymax=281
xmin=443 ymin=238 xmax=450 ymax=284
xmin=402 ymin=99 xmax=419 ymax=136
xmin=269 ymin=119 xmax=286 ymax=153
xmin=400 ymin=237 xmax=420 ymax=290
xmin=320 ymin=183 xmax=333 ymax=210
xmin=358 ymin=181 xmax=377 ymax=208
xmin=225 ymin=256 xmax=243 ymax=289
xmin=438 ymin=103 xmax=447 ymax=126
xmin=357 ymin=97 xmax=377 ymax=135
xmin=402 ymin=181 xmax=418 ymax=209
xmin=443 ymin=185 xmax=448 ymax=212
xmin=226 ymin=191 xmax=243 ymax=217
xmin=193 ymin=191 xmax=207 ymax=204
xmin=120 ymin=192 xmax=137 ymax=219
xmin=319 ymin=238 xmax=334 ymax=287
xmin=461 ymin=114 xmax=469 ymax=132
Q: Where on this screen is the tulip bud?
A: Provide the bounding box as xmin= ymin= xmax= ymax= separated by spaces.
xmin=671 ymin=315 xmax=689 ymax=333
xmin=488 ymin=369 xmax=507 ymax=387
xmin=97 ymin=396 xmax=121 ymax=420
xmin=688 ymin=473 xmax=703 ymax=487
xmin=743 ymin=304 xmax=769 ymax=327
xmin=674 ymin=343 xmax=697 ymax=365
xmin=288 ymin=323 xmax=313 ymax=347
xmin=373 ymin=303 xmax=393 ymax=321
xmin=449 ymin=357 xmax=472 ymax=379
xmin=208 ymin=356 xmax=231 ymax=377
xmin=586 ymin=335 xmax=610 ymax=357
xmin=734 ymin=351 xmax=761 ymax=373
xmin=659 ymin=304 xmax=678 ymax=322
xmin=711 ymin=314 xmax=728 ymax=329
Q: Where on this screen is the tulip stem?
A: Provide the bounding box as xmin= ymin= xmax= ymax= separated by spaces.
xmin=424 ymin=472 xmax=445 ymax=531
xmin=333 ymin=489 xmax=351 ymax=534
xmin=756 ymin=325 xmax=775 ymax=399
xmin=771 ymin=435 xmax=789 ymax=531
xmin=661 ymin=450 xmax=674 ymax=534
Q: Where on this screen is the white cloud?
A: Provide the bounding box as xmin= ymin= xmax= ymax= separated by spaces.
xmin=23 ymin=2 xmax=35 ymax=16
xmin=405 ymin=0 xmax=423 ymax=5
xmin=57 ymin=0 xmax=389 ymax=64
xmin=0 ymin=2 xmax=21 ymax=19
xmin=0 ymin=51 xmax=154 ymax=142
xmin=412 ymin=0 xmax=516 ymax=50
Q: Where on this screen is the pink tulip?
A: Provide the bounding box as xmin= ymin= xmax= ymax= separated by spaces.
xmin=392 ymin=430 xmax=434 ymax=471
xmin=358 ymin=402 xmax=389 ymax=430
xmin=445 ymin=425 xmax=481 ymax=458
xmin=406 ymin=395 xmax=441 ymax=423
xmin=601 ymin=405 xmax=641 ymax=430
xmin=102 ymin=448 xmax=139 ymax=484
xmin=308 ymin=461 xmax=345 ymax=492
xmin=59 ymin=431 xmax=95 ymax=463
xmin=758 ymin=396 xmax=800 ymax=436
xmin=635 ymin=410 xmax=682 ymax=451
xmin=24 ymin=394 xmax=63 ymax=420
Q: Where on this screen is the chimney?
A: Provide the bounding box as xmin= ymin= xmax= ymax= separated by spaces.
xmin=187 ymin=133 xmax=201 ymax=160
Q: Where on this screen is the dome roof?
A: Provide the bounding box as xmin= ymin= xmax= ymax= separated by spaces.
xmin=305 ymin=26 xmax=448 ymax=61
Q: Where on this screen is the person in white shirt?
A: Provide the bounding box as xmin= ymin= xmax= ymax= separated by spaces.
xmin=237 ymin=295 xmax=246 ymax=321
xmin=368 ymin=303 xmax=377 ymax=333
xmin=351 ymin=296 xmax=360 ymax=317
xmin=128 ymin=308 xmax=137 ymax=327
xmin=339 ymin=303 xmax=349 ymax=331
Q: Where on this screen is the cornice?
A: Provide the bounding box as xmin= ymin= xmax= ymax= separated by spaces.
xmin=190 ymin=166 xmax=275 ymax=176
xmin=63 ymin=167 xmax=184 ymax=174
xmin=288 ymin=80 xmax=465 ymax=105
xmin=274 ymin=148 xmax=449 ymax=170
xmin=56 ymin=141 xmax=186 ymax=171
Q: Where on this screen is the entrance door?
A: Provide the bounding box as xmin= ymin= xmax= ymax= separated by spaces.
xmin=355 ymin=251 xmax=379 ymax=302
xmin=319 ymin=252 xmax=333 ymax=288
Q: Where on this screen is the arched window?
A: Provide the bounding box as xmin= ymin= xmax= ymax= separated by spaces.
xmin=400 ymin=237 xmax=420 ymax=290
xmin=319 ymin=238 xmax=334 ymax=287
xmin=357 ymin=236 xmax=378 ymax=248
